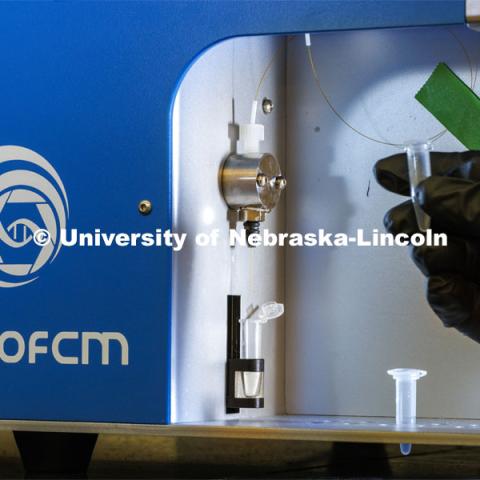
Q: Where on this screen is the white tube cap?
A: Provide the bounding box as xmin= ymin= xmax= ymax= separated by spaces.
xmin=237 ymin=123 xmax=264 ymax=154
xmin=387 ymin=368 xmax=427 ymax=381
xmin=240 ymin=301 xmax=284 ymax=324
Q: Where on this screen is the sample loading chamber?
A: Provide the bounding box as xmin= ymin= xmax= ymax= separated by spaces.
xmin=172 ymin=15 xmax=480 ymax=446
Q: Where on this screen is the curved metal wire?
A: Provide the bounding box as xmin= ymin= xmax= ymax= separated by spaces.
xmin=305 ymin=28 xmax=476 ymax=148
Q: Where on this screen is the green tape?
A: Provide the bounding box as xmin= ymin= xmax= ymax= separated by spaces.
xmin=415 ymin=63 xmax=480 ymax=150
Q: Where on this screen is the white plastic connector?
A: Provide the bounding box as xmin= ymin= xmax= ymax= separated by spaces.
xmin=305 ymin=33 xmax=311 ymax=47
xmin=237 ymin=100 xmax=265 ymax=154
xmin=250 ymin=100 xmax=258 ymax=124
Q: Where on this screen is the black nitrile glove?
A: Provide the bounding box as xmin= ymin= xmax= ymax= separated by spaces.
xmin=374 ymin=150 xmax=480 ymax=343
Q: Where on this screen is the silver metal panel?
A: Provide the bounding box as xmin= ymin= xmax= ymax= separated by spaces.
xmin=285 ymin=26 xmax=480 ymax=419
xmin=172 ymin=37 xmax=286 ymax=423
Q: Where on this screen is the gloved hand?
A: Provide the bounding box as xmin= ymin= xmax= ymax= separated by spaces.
xmin=374 ymin=150 xmax=480 ymax=343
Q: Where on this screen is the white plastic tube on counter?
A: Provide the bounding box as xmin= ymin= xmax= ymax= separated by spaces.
xmin=388 ymin=368 xmax=427 ymax=456
xmin=239 ymin=302 xmax=284 ymax=398
xmin=405 ymin=142 xmax=432 ymax=232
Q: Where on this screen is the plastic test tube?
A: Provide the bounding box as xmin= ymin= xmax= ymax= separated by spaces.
xmin=240 ymin=302 xmax=284 ymax=398
xmin=387 ymin=368 xmax=427 ymax=456
xmin=405 ymin=142 xmax=432 ymax=232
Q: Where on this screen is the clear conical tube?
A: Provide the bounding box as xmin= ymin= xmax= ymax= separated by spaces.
xmin=405 ymin=142 xmax=432 ymax=232
xmin=241 ymin=317 xmax=263 ymax=397
xmin=387 ymin=368 xmax=427 ymax=456
xmin=240 ymin=302 xmax=284 ymax=398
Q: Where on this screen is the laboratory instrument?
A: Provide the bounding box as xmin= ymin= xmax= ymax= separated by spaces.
xmin=1 ymin=0 xmax=480 ymax=464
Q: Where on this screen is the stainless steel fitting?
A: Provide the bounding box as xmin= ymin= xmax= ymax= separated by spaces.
xmin=221 ymin=153 xmax=285 ymax=211
xmin=221 ymin=153 xmax=286 ymax=245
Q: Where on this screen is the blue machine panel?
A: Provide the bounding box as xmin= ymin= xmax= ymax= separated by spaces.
xmin=0 ymin=1 xmax=464 ymax=424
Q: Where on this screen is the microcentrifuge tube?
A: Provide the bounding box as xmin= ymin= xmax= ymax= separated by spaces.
xmin=387 ymin=368 xmax=427 ymax=456
xmin=240 ymin=302 xmax=284 ymax=398
xmin=405 ymin=142 xmax=432 ymax=232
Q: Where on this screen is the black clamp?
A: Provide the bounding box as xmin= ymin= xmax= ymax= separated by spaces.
xmin=226 ymin=295 xmax=265 ymax=412
xmin=226 ymin=358 xmax=265 ymax=410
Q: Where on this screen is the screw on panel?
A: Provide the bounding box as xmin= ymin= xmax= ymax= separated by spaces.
xmin=138 ymin=200 xmax=152 ymax=215
xmin=262 ymin=97 xmax=274 ymax=114
xmin=256 ymin=173 xmax=267 ymax=188
xmin=274 ymin=176 xmax=287 ymax=190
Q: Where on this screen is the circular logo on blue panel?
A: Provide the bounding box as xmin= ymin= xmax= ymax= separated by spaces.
xmin=0 ymin=146 xmax=69 ymax=288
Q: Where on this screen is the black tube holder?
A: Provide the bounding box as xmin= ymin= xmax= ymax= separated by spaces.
xmin=226 ymin=295 xmax=265 ymax=412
